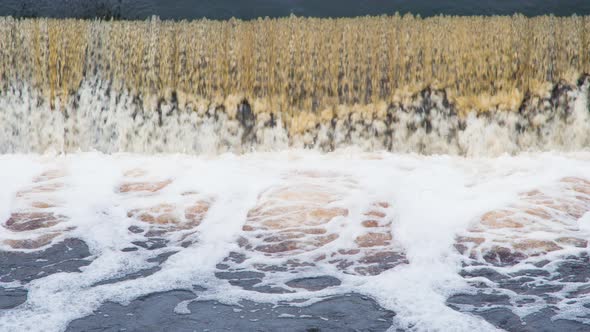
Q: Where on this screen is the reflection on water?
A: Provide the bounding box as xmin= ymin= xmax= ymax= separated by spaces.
xmin=0 ymin=0 xmax=589 ymax=19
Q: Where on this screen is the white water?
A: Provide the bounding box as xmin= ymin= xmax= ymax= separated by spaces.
xmin=1 ymin=80 xmax=589 ymax=156
xmin=1 ymin=151 xmax=590 ymax=331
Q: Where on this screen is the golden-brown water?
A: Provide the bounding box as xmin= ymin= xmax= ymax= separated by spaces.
xmin=0 ymin=15 xmax=589 ymax=154
xmin=2 ymin=15 xmax=589 ymax=112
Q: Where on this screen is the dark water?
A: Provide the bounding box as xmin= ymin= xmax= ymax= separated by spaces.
xmin=0 ymin=0 xmax=589 ymax=20
xmin=4 ymin=239 xmax=590 ymax=331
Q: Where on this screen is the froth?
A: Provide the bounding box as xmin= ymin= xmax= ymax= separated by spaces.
xmin=0 ymin=152 xmax=589 ymax=331
xmin=0 ymin=79 xmax=588 ymax=155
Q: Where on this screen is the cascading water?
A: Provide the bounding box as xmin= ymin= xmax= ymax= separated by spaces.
xmin=0 ymin=16 xmax=589 ymax=155
xmin=1 ymin=14 xmax=590 ymax=332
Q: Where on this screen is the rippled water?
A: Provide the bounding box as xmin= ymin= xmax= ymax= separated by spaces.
xmin=0 ymin=0 xmax=589 ymax=19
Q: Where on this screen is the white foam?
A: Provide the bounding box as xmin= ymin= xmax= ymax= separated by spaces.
xmin=0 ymin=151 xmax=589 ymax=331
xmin=0 ymin=80 xmax=589 ymax=156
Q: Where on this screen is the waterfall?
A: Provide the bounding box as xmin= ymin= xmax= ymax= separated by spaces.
xmin=0 ymin=15 xmax=589 ymax=154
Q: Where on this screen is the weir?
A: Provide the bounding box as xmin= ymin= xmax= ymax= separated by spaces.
xmin=0 ymin=15 xmax=589 ymax=154
xmin=3 ymin=12 xmax=590 ymax=332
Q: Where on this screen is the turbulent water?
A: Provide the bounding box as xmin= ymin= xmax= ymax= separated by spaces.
xmin=0 ymin=151 xmax=590 ymax=331
xmin=1 ymin=16 xmax=590 ymax=155
xmin=1 ymin=14 xmax=590 ymax=332
xmin=1 ymin=80 xmax=590 ymax=156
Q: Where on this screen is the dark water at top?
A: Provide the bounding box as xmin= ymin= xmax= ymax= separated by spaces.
xmin=1 ymin=0 xmax=589 ymax=20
